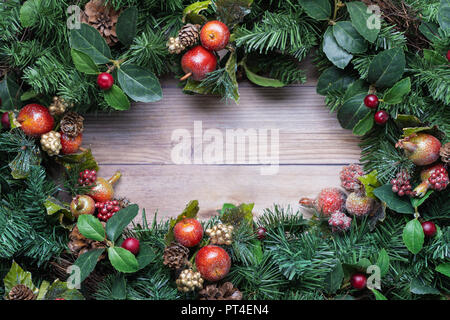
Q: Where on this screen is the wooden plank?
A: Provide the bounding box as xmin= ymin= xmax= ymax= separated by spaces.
xmin=96 ymin=164 xmax=345 ymax=221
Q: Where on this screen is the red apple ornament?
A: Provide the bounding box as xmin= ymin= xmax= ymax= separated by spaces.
xmin=173 ymin=218 xmax=204 ymax=247
xmin=60 ymin=133 xmax=83 ymax=154
xmin=181 ymin=46 xmax=217 ymax=81
xmin=195 ymin=245 xmax=231 ymax=282
xmin=200 ymin=20 xmax=230 ymax=51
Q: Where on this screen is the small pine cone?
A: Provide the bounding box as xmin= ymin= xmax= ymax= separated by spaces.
xmin=40 ymin=131 xmax=62 ymax=156
xmin=163 ymin=242 xmax=189 ymax=269
xmin=440 ymin=143 xmax=450 ymax=164
xmin=340 ymin=164 xmax=364 ymax=192
xmin=68 ymin=226 xmax=106 ymax=259
xmin=205 ymin=223 xmax=234 ymax=245
xmin=199 ymin=282 xmax=243 ymax=300
xmin=8 ymin=284 xmax=35 ymax=300
xmin=178 ymin=24 xmax=201 ymax=47
xmin=48 ymin=96 xmax=74 ymax=116
xmin=176 ymin=269 xmax=204 ymax=293
xmin=80 ymin=0 xmax=120 ymax=46
xmin=167 ymin=37 xmax=185 ymax=54
xmin=60 ymin=112 xmax=84 ymax=138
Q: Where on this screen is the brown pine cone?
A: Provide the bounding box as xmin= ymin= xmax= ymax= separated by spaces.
xmin=163 ymin=242 xmax=189 ymax=269
xmin=60 ymin=112 xmax=84 ymax=138
xmin=8 ymin=284 xmax=36 ymax=300
xmin=178 ymin=24 xmax=201 ymax=47
xmin=80 ymin=0 xmax=120 ymax=46
xmin=440 ymin=143 xmax=450 ymax=164
xmin=199 ymin=282 xmax=242 ymax=300
xmin=68 ymin=226 xmax=106 ymax=258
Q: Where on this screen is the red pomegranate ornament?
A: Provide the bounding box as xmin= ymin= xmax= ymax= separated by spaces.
xmin=200 ymin=20 xmax=230 ymax=51
xmin=413 ymin=163 xmax=449 ymax=197
xmin=180 ymin=45 xmax=217 ymax=81
xmin=195 ymin=245 xmax=231 ymax=282
xmin=17 ymin=104 xmax=54 ymax=137
xmin=396 ymin=133 xmax=441 ymax=166
xmin=299 ymin=188 xmax=347 ymax=217
xmin=89 ymin=171 xmax=121 ymax=203
xmin=173 ymin=218 xmax=204 ymax=247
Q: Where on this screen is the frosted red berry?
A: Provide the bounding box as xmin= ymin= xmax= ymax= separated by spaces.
xmin=421 ymin=221 xmax=437 ymax=237
xmin=374 ymin=110 xmax=389 ymax=125
xmin=78 ymin=169 xmax=97 ymax=186
xmin=122 ymin=237 xmax=140 ymax=255
xmin=328 ymin=211 xmax=352 ymax=232
xmin=1 ymin=112 xmax=10 ymax=130
xmin=97 ymin=72 xmax=114 ymax=90
xmin=364 ymin=94 xmax=379 ymax=108
xmin=428 ymin=166 xmax=449 ymax=191
xmin=95 ymin=199 xmax=120 ymax=221
xmin=350 ymin=273 xmax=367 ymax=290
xmin=256 ymin=227 xmax=267 ymax=240
xmin=391 ymin=170 xmax=415 ymax=197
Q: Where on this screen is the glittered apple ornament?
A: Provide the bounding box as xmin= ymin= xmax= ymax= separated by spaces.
xmin=60 ymin=133 xmax=83 ymax=155
xmin=174 ymin=218 xmax=204 ymax=247
xmin=300 ymin=188 xmax=347 ymax=217
xmin=180 ymin=45 xmax=217 ymax=81
xmin=396 ymin=133 xmax=441 ymax=166
xmin=200 ymin=20 xmax=230 ymax=51
xmin=70 ymin=195 xmax=96 ymax=218
xmin=413 ymin=163 xmax=449 ymax=197
xmin=345 ymin=192 xmax=375 ymax=217
xmin=195 ymin=245 xmax=231 ymax=282
xmin=89 ymin=171 xmax=121 ymax=203
xmin=17 ymin=104 xmax=54 ymax=137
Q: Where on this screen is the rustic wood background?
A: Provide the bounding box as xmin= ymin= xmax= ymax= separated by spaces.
xmin=83 ymin=62 xmax=361 ymax=220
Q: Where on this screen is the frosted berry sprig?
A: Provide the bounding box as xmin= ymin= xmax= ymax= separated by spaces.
xmin=428 ymin=166 xmax=449 ymax=191
xmin=95 ymin=200 xmax=120 ymax=222
xmin=328 ymin=211 xmax=352 ymax=232
xmin=340 ymin=164 xmax=364 ymax=192
xmin=78 ymin=169 xmax=97 ymax=186
xmin=391 ymin=170 xmax=415 ymax=197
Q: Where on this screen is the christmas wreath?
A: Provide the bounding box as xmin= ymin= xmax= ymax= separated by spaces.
xmin=0 ymin=0 xmax=449 ymax=301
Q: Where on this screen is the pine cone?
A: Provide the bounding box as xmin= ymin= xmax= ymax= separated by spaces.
xmin=68 ymin=226 xmax=106 ymax=258
xmin=178 ymin=24 xmax=201 ymax=47
xmin=80 ymin=0 xmax=120 ymax=46
xmin=199 ymin=282 xmax=242 ymax=300
xmin=440 ymin=143 xmax=450 ymax=164
xmin=60 ymin=112 xmax=84 ymax=138
xmin=163 ymin=242 xmax=189 ymax=269
xmin=40 ymin=131 xmax=62 ymax=156
xmin=8 ymin=284 xmax=35 ymax=300
xmin=49 ymin=96 xmax=74 ymax=116
xmin=117 ymin=197 xmax=131 ymax=209
xmin=166 ymin=37 xmax=185 ymax=54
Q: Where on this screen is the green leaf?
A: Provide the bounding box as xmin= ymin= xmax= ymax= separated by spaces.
xmin=346 ymin=1 xmax=380 ymax=43
xmin=436 ymin=263 xmax=450 ymax=277
xmin=323 ymin=27 xmax=353 ymax=69
xmin=224 ymin=52 xmax=240 ymax=101
xmin=423 ymin=49 xmax=448 ymax=65
xmin=221 ymin=203 xmax=254 ymax=226
xmin=353 ymin=111 xmax=374 ymax=136
xmin=243 ymin=63 xmax=285 ymax=87
xmin=104 ymin=85 xmax=131 ymax=110
xmin=136 ymin=244 xmax=156 ymax=270
xmin=317 ymin=67 xmax=356 ymax=95
xmin=71 ymin=49 xmax=99 ymax=75
xmin=371 ymin=288 xmax=388 ymax=300
xmin=403 ymin=219 xmax=424 ymax=254
xmin=368 ymin=48 xmax=405 ymax=88
xmin=0 ymin=76 xmax=21 ymax=111
xmin=44 ymin=196 xmax=74 ymax=229
xmin=376 ymin=249 xmax=390 ymax=276
xmin=3 ymin=262 xmax=38 ymax=297
xmin=214 ymin=0 xmax=253 ymax=27
xmin=419 ymin=22 xmax=441 ymax=42
xmin=20 ymin=90 xmax=38 ymax=102
xmin=41 ymin=280 xmax=85 ymax=300
xmin=70 ymin=23 xmax=112 ymax=64
xmin=343 ymin=79 xmax=369 ymax=101
xmin=73 ymin=249 xmax=105 ymax=283
xmin=373 ymin=184 xmax=415 ymax=214
xmin=164 ymin=200 xmax=200 ymax=245
xmin=358 ymin=170 xmax=381 ymax=199
xmin=57 ymin=148 xmax=99 ymax=172
xmin=299 ymin=0 xmax=331 ymax=20
xmin=77 ymin=215 xmax=106 ymax=241
xmin=383 ymin=78 xmax=411 ymax=105
xmin=111 ymin=274 xmax=127 ymax=300
xmin=116 ymin=7 xmax=138 ymax=46
xmin=117 ymin=64 xmax=162 ymax=103
xmin=410 ymin=190 xmax=433 ymax=208
xmin=438 ymin=0 xmax=450 ymax=32
xmin=410 ymin=278 xmax=440 ymax=295
xmin=337 ymin=92 xmax=371 ymax=130
xmin=183 ymin=0 xmax=211 ymax=24
xmin=324 ymin=262 xmax=344 ymax=294
xmin=20 ymin=0 xmax=39 ymax=27
xmin=333 ymin=21 xmax=368 ymax=54
xmin=402 ymin=126 xmax=433 ymax=137
xmin=108 ymin=247 xmax=139 ymax=273
xmin=106 ymin=204 xmax=139 ymax=242
xmin=394 ymin=114 xmax=422 ymax=128
xmin=218 ymin=203 xmax=237 ymax=214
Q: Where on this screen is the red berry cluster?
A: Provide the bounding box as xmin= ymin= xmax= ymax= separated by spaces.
xmin=95 ymin=200 xmax=120 ymax=221
xmin=428 ymin=166 xmax=449 ymax=191
xmin=328 ymin=211 xmax=352 ymax=232
xmin=391 ymin=170 xmax=415 ymax=196
xmin=340 ymin=164 xmax=364 ymax=192
xmin=78 ymin=169 xmax=97 ymax=186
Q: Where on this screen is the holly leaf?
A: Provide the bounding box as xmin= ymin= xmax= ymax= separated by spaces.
xmin=383 ymin=77 xmax=411 ymax=105
xmin=423 ymin=49 xmax=448 ymax=65
xmin=410 ymin=277 xmax=440 ymax=295
xmin=40 ymin=280 xmax=85 ymax=300
xmin=368 ymin=48 xmax=405 ymax=88
xmin=243 ymin=62 xmax=285 ymax=87
xmin=108 ymin=247 xmax=139 ymax=273
xmin=358 ymin=170 xmax=381 ymax=199
xmin=402 ymin=219 xmax=424 ymax=254
xmin=337 ymin=92 xmax=371 ymax=130
xmin=183 ymin=1 xmax=211 ymax=24
xmin=106 ymin=204 xmax=139 ymax=242
xmin=324 ymin=262 xmax=344 ymax=294
xmin=346 ymin=1 xmax=381 ymax=43
xmin=419 ymin=21 xmax=441 ymax=42
xmin=343 ymin=79 xmax=369 ymax=101
xmin=73 ymin=249 xmax=105 ymax=283
xmin=373 ymin=184 xmax=415 ymax=214
xmin=376 ymin=249 xmax=390 ymax=276
xmin=70 ymin=23 xmax=112 ymax=64
xmin=333 ymin=21 xmax=368 ymax=54
xmin=0 ymin=75 xmax=21 ymax=111
xmin=164 ymin=200 xmax=200 ymax=245
xmin=71 ymin=49 xmax=99 ymax=75
xmin=77 ymin=215 xmax=105 ymax=241
xmin=323 ymin=27 xmax=353 ymax=69
xmin=436 ymin=263 xmax=450 ymax=277
xmin=117 ymin=64 xmax=162 ymax=103
xmin=3 ymin=261 xmax=38 ymax=298
xmin=111 ymin=274 xmax=127 ymax=300
xmin=116 ymin=7 xmax=138 ymax=46
xmin=353 ymin=110 xmax=374 ymax=136
xmin=298 ymin=0 xmax=331 ymax=21
xmin=317 ymin=67 xmax=356 ymax=95
xmin=104 ymin=85 xmax=131 ymax=110
xmin=136 ymin=244 xmax=156 ymax=270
